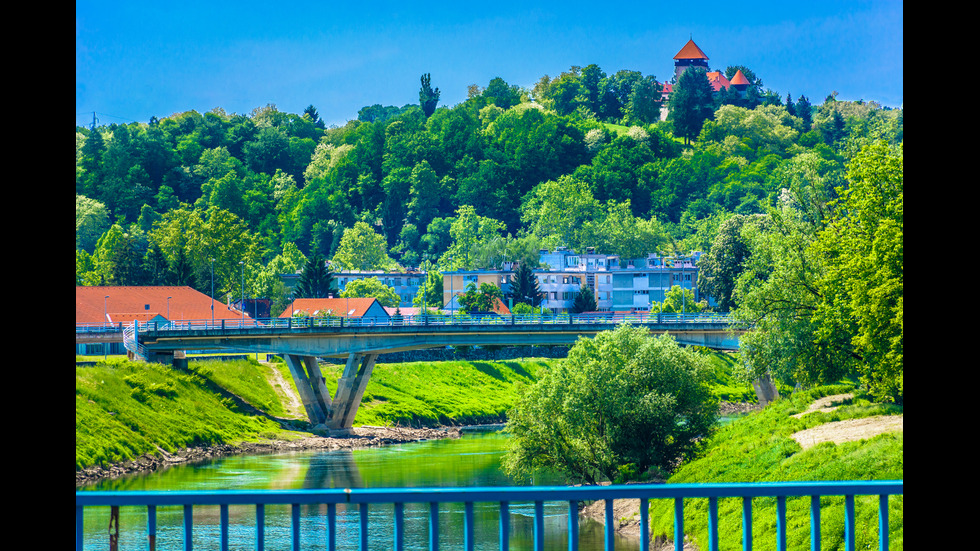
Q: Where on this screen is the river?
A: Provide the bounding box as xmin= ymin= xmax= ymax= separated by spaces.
xmin=77 ymin=427 xmax=642 ymax=550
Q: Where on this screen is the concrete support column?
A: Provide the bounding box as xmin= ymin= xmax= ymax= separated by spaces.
xmin=284 ymin=354 xmax=330 ymax=427
xmin=328 ymin=353 xmax=378 ymax=433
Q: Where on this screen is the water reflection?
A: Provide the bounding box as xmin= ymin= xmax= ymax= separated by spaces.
xmin=79 ymin=429 xmax=640 ymax=550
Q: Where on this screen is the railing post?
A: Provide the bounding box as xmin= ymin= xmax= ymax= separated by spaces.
xmin=430 ymin=502 xmax=440 ymax=550
xmin=499 ymin=502 xmax=510 ymax=551
xmin=292 ymin=504 xmax=301 ymax=551
xmin=878 ymin=494 xmax=888 ymax=551
xmin=567 ymin=501 xmax=578 ymax=551
xmin=674 ymin=498 xmax=683 ymax=551
xmin=604 ymin=499 xmax=614 ymax=551
xmin=183 ymin=504 xmax=193 ymax=551
xmin=256 ymin=503 xmax=264 ymax=551
xmin=327 ymin=503 xmax=336 ymax=551
xmin=777 ymin=496 xmax=787 ymax=551
xmin=639 ymin=498 xmax=649 ymax=551
xmin=464 ymin=502 xmax=474 ymax=551
xmin=360 ymin=503 xmax=369 ymax=551
xmin=394 ymin=502 xmax=405 ymax=551
xmin=742 ymin=497 xmax=752 ymax=551
xmin=810 ymin=495 xmax=821 ymax=551
xmin=534 ymin=501 xmax=544 ymax=551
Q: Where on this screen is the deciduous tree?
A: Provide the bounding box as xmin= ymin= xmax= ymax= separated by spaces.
xmin=340 ymin=277 xmax=400 ymax=308
xmin=503 ymin=326 xmax=717 ymax=484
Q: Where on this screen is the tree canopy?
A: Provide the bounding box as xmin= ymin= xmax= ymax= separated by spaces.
xmin=503 ymin=325 xmax=717 ymax=484
xmin=76 ymin=63 xmax=903 ymax=405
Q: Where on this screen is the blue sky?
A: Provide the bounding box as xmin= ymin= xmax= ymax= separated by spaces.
xmin=76 ymin=1 xmax=903 ymax=128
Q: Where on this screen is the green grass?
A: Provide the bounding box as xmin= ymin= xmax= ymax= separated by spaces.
xmin=321 ymin=359 xmax=554 ymax=427
xmin=75 ymin=359 xmax=285 ymax=470
xmin=696 ymin=349 xmax=759 ymax=403
xmin=189 ymin=359 xmax=288 ymax=418
xmin=647 ymin=384 xmax=904 ymax=550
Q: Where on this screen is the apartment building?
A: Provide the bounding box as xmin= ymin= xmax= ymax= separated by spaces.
xmin=282 ymin=270 xmax=426 ymax=308
xmin=442 ymin=249 xmax=706 ymax=314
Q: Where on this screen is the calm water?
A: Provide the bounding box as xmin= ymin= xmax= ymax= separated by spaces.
xmin=78 ymin=428 xmax=641 ymax=550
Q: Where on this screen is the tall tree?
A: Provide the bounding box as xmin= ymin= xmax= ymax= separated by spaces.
xmin=293 ymin=250 xmax=336 ymax=298
xmin=814 ymin=141 xmax=903 ymax=402
xmin=697 ymin=214 xmax=766 ymax=311
xmin=570 ymin=284 xmax=597 ymax=313
xmin=331 ymin=221 xmax=398 ymax=272
xmin=669 ymin=68 xmax=716 ymax=144
xmin=340 ymin=277 xmax=400 ymax=308
xmin=419 ymin=73 xmax=441 ymax=118
xmin=508 ymin=261 xmax=542 ymax=307
xmin=457 ymin=282 xmax=504 ymax=313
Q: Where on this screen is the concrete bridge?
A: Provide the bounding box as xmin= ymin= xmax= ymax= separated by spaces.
xmin=110 ymin=313 xmax=746 ymax=434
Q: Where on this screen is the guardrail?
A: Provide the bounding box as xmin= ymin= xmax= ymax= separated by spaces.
xmin=76 ymin=480 xmax=901 ymax=551
xmin=78 ymin=312 xmax=737 ymax=335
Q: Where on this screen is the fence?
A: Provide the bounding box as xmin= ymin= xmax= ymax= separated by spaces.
xmin=76 ymin=480 xmax=902 ymax=551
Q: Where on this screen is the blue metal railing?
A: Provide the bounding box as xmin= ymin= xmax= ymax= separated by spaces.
xmin=80 ymin=312 xmax=737 ymax=334
xmin=76 ymin=480 xmax=902 ymax=551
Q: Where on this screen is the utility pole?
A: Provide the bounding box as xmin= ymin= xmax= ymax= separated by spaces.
xmin=91 ymin=112 xmax=99 ymax=131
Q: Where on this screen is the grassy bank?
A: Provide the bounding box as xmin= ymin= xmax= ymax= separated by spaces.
xmin=75 ymin=359 xmax=286 ymax=470
xmin=647 ymin=384 xmax=903 ymax=550
xmin=74 ymin=355 xmax=558 ymax=470
xmin=75 ymin=349 xmax=755 ymax=471
xmin=320 ymin=358 xmax=553 ymax=427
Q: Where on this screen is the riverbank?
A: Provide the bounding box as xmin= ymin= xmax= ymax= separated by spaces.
xmin=76 ymin=425 xmax=462 ymax=487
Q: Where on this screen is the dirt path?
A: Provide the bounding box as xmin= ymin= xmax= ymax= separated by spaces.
xmin=583 ymin=394 xmax=903 ymax=550
xmin=263 ymin=361 xmax=305 ymax=419
xmin=790 ymin=393 xmax=903 ymax=450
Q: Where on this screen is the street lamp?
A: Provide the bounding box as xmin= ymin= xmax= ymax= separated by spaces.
xmin=210 ymin=258 xmax=215 ymax=326
xmin=240 ymin=261 xmax=245 ymax=323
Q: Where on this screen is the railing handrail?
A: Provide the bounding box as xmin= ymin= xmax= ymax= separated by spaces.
xmin=77 ymin=312 xmax=740 ymax=335
xmin=76 ymin=480 xmax=902 ymax=506
xmin=76 ymin=481 xmax=902 ymax=551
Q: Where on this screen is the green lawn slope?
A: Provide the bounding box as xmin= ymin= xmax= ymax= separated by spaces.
xmin=75 ymin=359 xmax=284 ymax=470
xmin=647 ymin=384 xmax=903 ymax=550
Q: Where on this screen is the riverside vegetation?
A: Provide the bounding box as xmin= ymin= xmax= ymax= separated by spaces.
xmin=76 ymin=348 xmax=756 ymax=472
xmin=76 ymin=346 xmax=902 ymax=549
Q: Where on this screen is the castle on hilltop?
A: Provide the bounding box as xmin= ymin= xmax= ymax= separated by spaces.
xmin=662 ymin=38 xmax=750 ymax=103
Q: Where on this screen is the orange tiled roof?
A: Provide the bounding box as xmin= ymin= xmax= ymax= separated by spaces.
xmin=674 ymin=39 xmax=709 ymax=60
xmin=730 ymin=69 xmax=750 ymax=86
xmin=280 ymin=297 xmax=385 ymax=319
xmin=706 ymin=71 xmax=732 ymax=92
xmin=76 ymin=286 xmax=249 ymax=324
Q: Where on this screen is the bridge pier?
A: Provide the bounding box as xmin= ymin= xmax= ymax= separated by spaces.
xmin=327 ymin=353 xmax=378 ymax=434
xmin=283 ymin=355 xmax=333 ymax=428
xmin=283 ymin=353 xmax=378 ymax=435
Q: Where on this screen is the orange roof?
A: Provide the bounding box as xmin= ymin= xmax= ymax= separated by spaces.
xmin=491 ymin=297 xmax=511 ymax=316
xmin=706 ymin=71 xmax=732 ymax=92
xmin=76 ymin=286 xmax=249 ymax=324
xmin=730 ymin=69 xmax=750 ymax=86
xmin=280 ymin=297 xmax=385 ymax=319
xmin=674 ymin=39 xmax=709 ymax=60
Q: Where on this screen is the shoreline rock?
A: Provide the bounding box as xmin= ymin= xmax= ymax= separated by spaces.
xmin=75 ymin=425 xmax=462 ymax=487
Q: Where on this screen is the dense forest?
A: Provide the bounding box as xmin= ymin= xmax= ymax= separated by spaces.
xmin=76 ymin=63 xmax=903 ymax=400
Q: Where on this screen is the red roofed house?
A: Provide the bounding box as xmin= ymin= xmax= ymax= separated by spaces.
xmin=76 ymin=285 xmax=250 ymax=355
xmin=280 ymin=297 xmax=390 ymax=322
xmin=76 ymin=285 xmax=250 ymax=326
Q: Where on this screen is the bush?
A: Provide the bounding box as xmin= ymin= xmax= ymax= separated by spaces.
xmin=503 ymin=325 xmax=718 ymax=484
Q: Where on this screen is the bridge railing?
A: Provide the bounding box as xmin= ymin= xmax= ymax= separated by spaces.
xmin=80 ymin=312 xmax=737 ymax=335
xmin=76 ymin=480 xmax=902 ymax=551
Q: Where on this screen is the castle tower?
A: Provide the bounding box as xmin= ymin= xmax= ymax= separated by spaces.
xmin=673 ymin=38 xmax=710 ymax=81
xmin=730 ymin=69 xmax=750 ymax=98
